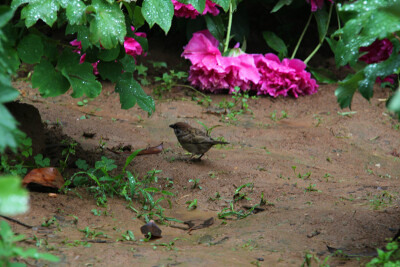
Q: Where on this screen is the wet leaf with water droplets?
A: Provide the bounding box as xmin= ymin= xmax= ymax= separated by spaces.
xmin=57 ymin=50 xmax=102 ymax=98
xmin=142 ymin=0 xmax=173 ymax=34
xmin=17 ymin=33 xmax=43 ymax=64
xmin=66 ymin=0 xmax=87 ymax=25
xmin=32 ymin=60 xmax=70 ymax=97
xmin=89 ymin=0 xmax=126 ymax=49
xmin=115 ymin=72 xmax=155 ymax=114
xmin=18 ymin=0 xmax=60 ymax=27
xmin=335 ymin=71 xmax=364 ymax=109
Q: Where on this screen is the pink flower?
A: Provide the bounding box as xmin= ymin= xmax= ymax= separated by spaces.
xmin=253 ymin=54 xmax=318 ymax=98
xmin=306 ymin=0 xmax=334 ymax=12
xmin=172 ymin=0 xmax=219 ymax=19
xmin=182 ymin=30 xmax=318 ymax=97
xmin=376 ymin=74 xmax=397 ymax=85
xmin=70 ymin=40 xmax=99 ymax=75
xmin=182 ymin=30 xmax=259 ymax=93
xmin=124 ymin=26 xmax=147 ymax=59
xmin=69 ymin=26 xmax=146 ymax=75
xmin=359 ymin=38 xmax=393 ymax=64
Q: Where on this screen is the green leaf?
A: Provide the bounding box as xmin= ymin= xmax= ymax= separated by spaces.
xmin=271 ymin=0 xmax=293 ymax=13
xmin=387 ymin=89 xmax=400 ymax=113
xmin=0 ymin=46 xmax=20 ymax=75
xmin=333 ymin=1 xmax=400 ymax=66
xmin=89 ymin=0 xmax=126 ymax=49
xmin=120 ymin=54 xmax=136 ymax=72
xmin=31 ymin=60 xmax=70 ymax=97
xmin=314 ymin=7 xmax=328 ymax=42
xmin=187 ymin=0 xmax=206 ymax=14
xmin=142 ymin=0 xmax=174 ymax=34
xmin=66 ymin=0 xmax=87 ymax=25
xmin=98 ymin=46 xmax=120 ymax=61
xmin=57 ymin=50 xmax=102 ymax=98
xmin=0 ymin=80 xmax=19 ymax=103
xmin=0 ymin=176 xmax=29 ymax=216
xmin=97 ymin=61 xmax=122 ymax=82
xmin=133 ymin=6 xmax=145 ymax=28
xmin=204 ymin=14 xmax=225 ymax=43
xmin=123 ymin=149 xmax=143 ymax=173
xmin=17 ymin=34 xmax=43 ymax=64
xmin=0 ymin=104 xmax=19 ymax=153
xmin=335 ymin=71 xmax=364 ymax=109
xmin=308 ymin=67 xmax=337 ymax=84
xmin=19 ymin=0 xmax=60 ymax=27
xmin=0 ymin=5 xmax=15 ymax=28
xmin=66 ymin=24 xmax=91 ymax=50
xmin=212 ymin=0 xmax=229 ymax=12
xmin=359 ymin=46 xmax=400 ymax=100
xmin=42 ymin=41 xmax=58 ymax=63
xmin=115 ymin=72 xmax=155 ymax=114
xmin=262 ymin=31 xmax=287 ymax=58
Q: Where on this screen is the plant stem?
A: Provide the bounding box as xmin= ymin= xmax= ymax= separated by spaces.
xmin=173 ymin=83 xmax=208 ymax=98
xmin=304 ymin=4 xmax=333 ymax=65
xmin=336 ymin=4 xmax=341 ymax=40
xmin=223 ymin=3 xmax=233 ymax=54
xmin=291 ymin=13 xmax=312 ymax=59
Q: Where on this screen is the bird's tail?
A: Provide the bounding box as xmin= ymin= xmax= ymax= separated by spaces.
xmin=214 ymin=140 xmax=229 ymax=145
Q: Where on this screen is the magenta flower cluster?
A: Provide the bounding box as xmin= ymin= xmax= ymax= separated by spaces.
xmin=306 ymin=0 xmax=334 ymax=12
xmin=70 ymin=26 xmax=146 ymax=75
xmin=171 ymin=0 xmax=219 ymax=19
xmin=182 ymin=30 xmax=318 ymax=98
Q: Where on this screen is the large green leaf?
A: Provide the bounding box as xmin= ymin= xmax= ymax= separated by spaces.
xmin=17 ymin=34 xmax=43 ymax=64
xmin=187 ymin=0 xmax=206 ymax=13
xmin=65 ymin=0 xmax=87 ymax=25
xmin=119 ymin=54 xmax=136 ymax=72
xmin=115 ymin=72 xmax=155 ymax=114
xmin=262 ymin=31 xmax=288 ymax=59
xmin=98 ymin=46 xmax=120 ymax=61
xmin=142 ymin=0 xmax=174 ymax=34
xmin=15 ymin=0 xmax=60 ymax=27
xmin=205 ymin=14 xmax=225 ymax=43
xmin=0 ymin=80 xmax=19 ymax=104
xmin=97 ymin=61 xmax=122 ymax=82
xmin=57 ymin=50 xmax=102 ymax=98
xmin=0 ymin=5 xmax=14 ymax=28
xmin=359 ymin=49 xmax=400 ymax=101
xmin=212 ymin=0 xmax=229 ymax=12
xmin=0 ymin=176 xmax=29 ymax=216
xmin=387 ymin=89 xmax=400 ymax=113
xmin=32 ymin=60 xmax=70 ymax=97
xmin=66 ymin=24 xmax=91 ymax=50
xmin=89 ymin=0 xmax=126 ymax=49
xmin=333 ymin=0 xmax=400 ymax=67
xmin=0 ymin=46 xmax=20 ymax=76
xmin=0 ymin=105 xmax=19 ymax=153
xmin=335 ymin=71 xmax=364 ymax=109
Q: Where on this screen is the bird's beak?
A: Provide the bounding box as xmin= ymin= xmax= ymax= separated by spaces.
xmin=169 ymin=124 xmax=174 ymax=128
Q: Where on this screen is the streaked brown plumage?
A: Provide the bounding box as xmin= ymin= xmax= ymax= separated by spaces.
xmin=169 ymin=122 xmax=229 ymax=160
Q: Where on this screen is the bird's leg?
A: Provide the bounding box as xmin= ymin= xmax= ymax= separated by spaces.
xmin=190 ymin=154 xmax=204 ymax=162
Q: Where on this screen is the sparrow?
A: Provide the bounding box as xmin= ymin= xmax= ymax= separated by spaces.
xmin=169 ymin=122 xmax=229 ymax=160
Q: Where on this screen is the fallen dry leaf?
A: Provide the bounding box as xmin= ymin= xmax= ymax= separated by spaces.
xmin=23 ymin=167 xmax=64 ymax=192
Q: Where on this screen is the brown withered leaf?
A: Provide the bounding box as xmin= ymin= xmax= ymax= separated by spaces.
xmin=23 ymin=167 xmax=64 ymax=192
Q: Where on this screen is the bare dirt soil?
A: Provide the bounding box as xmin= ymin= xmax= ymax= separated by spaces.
xmin=7 ymin=75 xmax=400 ymax=266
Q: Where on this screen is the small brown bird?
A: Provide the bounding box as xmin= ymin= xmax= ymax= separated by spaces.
xmin=169 ymin=122 xmax=229 ymax=160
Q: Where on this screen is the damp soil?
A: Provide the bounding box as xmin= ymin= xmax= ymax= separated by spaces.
xmin=6 ymin=67 xmax=400 ymax=266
